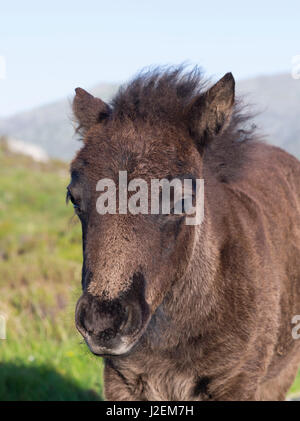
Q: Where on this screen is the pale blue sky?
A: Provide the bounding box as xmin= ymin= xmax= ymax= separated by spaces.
xmin=0 ymin=0 xmax=299 ymax=117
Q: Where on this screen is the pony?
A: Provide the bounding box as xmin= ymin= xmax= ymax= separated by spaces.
xmin=69 ymin=67 xmax=300 ymax=400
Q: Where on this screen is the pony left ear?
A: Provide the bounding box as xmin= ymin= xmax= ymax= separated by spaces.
xmin=73 ymin=88 xmax=111 ymax=134
xmin=188 ymin=72 xmax=235 ymax=148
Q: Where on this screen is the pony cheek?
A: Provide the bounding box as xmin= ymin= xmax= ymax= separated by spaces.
xmin=144 ymin=267 xmax=175 ymax=312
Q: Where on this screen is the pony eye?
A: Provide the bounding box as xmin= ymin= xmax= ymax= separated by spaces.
xmin=66 ymin=189 xmax=82 ymax=213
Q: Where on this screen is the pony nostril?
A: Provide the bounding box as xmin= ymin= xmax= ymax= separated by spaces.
xmin=76 ymin=294 xmax=134 ymax=345
xmin=75 ymin=307 xmax=88 ymax=337
xmin=79 ymin=308 xmax=86 ymax=329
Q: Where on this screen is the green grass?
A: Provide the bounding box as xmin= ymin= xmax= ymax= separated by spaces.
xmin=0 ymin=140 xmax=299 ymax=400
xmin=0 ymin=142 xmax=104 ymax=400
xmin=289 ymin=372 xmax=300 ymax=396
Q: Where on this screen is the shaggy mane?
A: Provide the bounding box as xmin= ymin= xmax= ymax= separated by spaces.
xmin=111 ymin=66 xmax=208 ymax=124
xmin=111 ymin=66 xmax=262 ymax=182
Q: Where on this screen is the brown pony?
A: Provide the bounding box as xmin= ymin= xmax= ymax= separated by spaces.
xmin=69 ymin=67 xmax=300 ymax=400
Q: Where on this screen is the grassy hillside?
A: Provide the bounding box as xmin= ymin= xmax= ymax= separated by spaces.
xmin=0 ymin=142 xmax=104 ymax=400
xmin=0 ymin=141 xmax=299 ymax=400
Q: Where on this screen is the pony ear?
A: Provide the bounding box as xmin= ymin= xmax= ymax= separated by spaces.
xmin=188 ymin=72 xmax=235 ymax=149
xmin=73 ymin=88 xmax=111 ymax=134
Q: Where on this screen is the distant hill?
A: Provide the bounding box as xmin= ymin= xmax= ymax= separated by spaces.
xmin=238 ymin=73 xmax=300 ymax=160
xmin=0 ymin=83 xmax=118 ymax=160
xmin=0 ymin=74 xmax=299 ymax=161
xmin=1 ymin=136 xmax=49 ymax=162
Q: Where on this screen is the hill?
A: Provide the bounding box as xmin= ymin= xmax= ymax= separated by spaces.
xmin=238 ymin=73 xmax=300 ymax=159
xmin=0 ymin=83 xmax=118 ymax=160
xmin=0 ymin=73 xmax=299 ymax=161
xmin=0 ymin=74 xmax=300 ymax=160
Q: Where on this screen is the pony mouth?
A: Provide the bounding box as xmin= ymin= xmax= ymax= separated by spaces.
xmin=85 ymin=313 xmax=152 ymax=357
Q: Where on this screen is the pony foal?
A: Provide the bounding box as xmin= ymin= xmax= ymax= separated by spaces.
xmin=69 ymin=67 xmax=300 ymax=400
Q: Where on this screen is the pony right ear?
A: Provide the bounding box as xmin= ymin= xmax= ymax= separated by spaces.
xmin=187 ymin=73 xmax=235 ymax=150
xmin=73 ymin=88 xmax=111 ymax=134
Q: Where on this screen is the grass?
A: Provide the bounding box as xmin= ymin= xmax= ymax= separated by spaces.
xmin=0 ymin=140 xmax=299 ymax=400
xmin=0 ymin=141 xmax=104 ymax=400
xmin=289 ymin=372 xmax=300 ymax=396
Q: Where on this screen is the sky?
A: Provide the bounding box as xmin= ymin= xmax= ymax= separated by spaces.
xmin=0 ymin=0 xmax=299 ymax=117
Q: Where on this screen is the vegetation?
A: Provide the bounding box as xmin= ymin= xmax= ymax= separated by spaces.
xmin=0 ymin=140 xmax=299 ymax=400
xmin=0 ymin=142 xmax=103 ymax=400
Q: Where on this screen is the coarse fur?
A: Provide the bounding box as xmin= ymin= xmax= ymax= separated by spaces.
xmin=69 ymin=66 xmax=300 ymax=400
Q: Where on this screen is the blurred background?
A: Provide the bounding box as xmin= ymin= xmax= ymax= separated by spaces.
xmin=0 ymin=0 xmax=300 ymax=400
